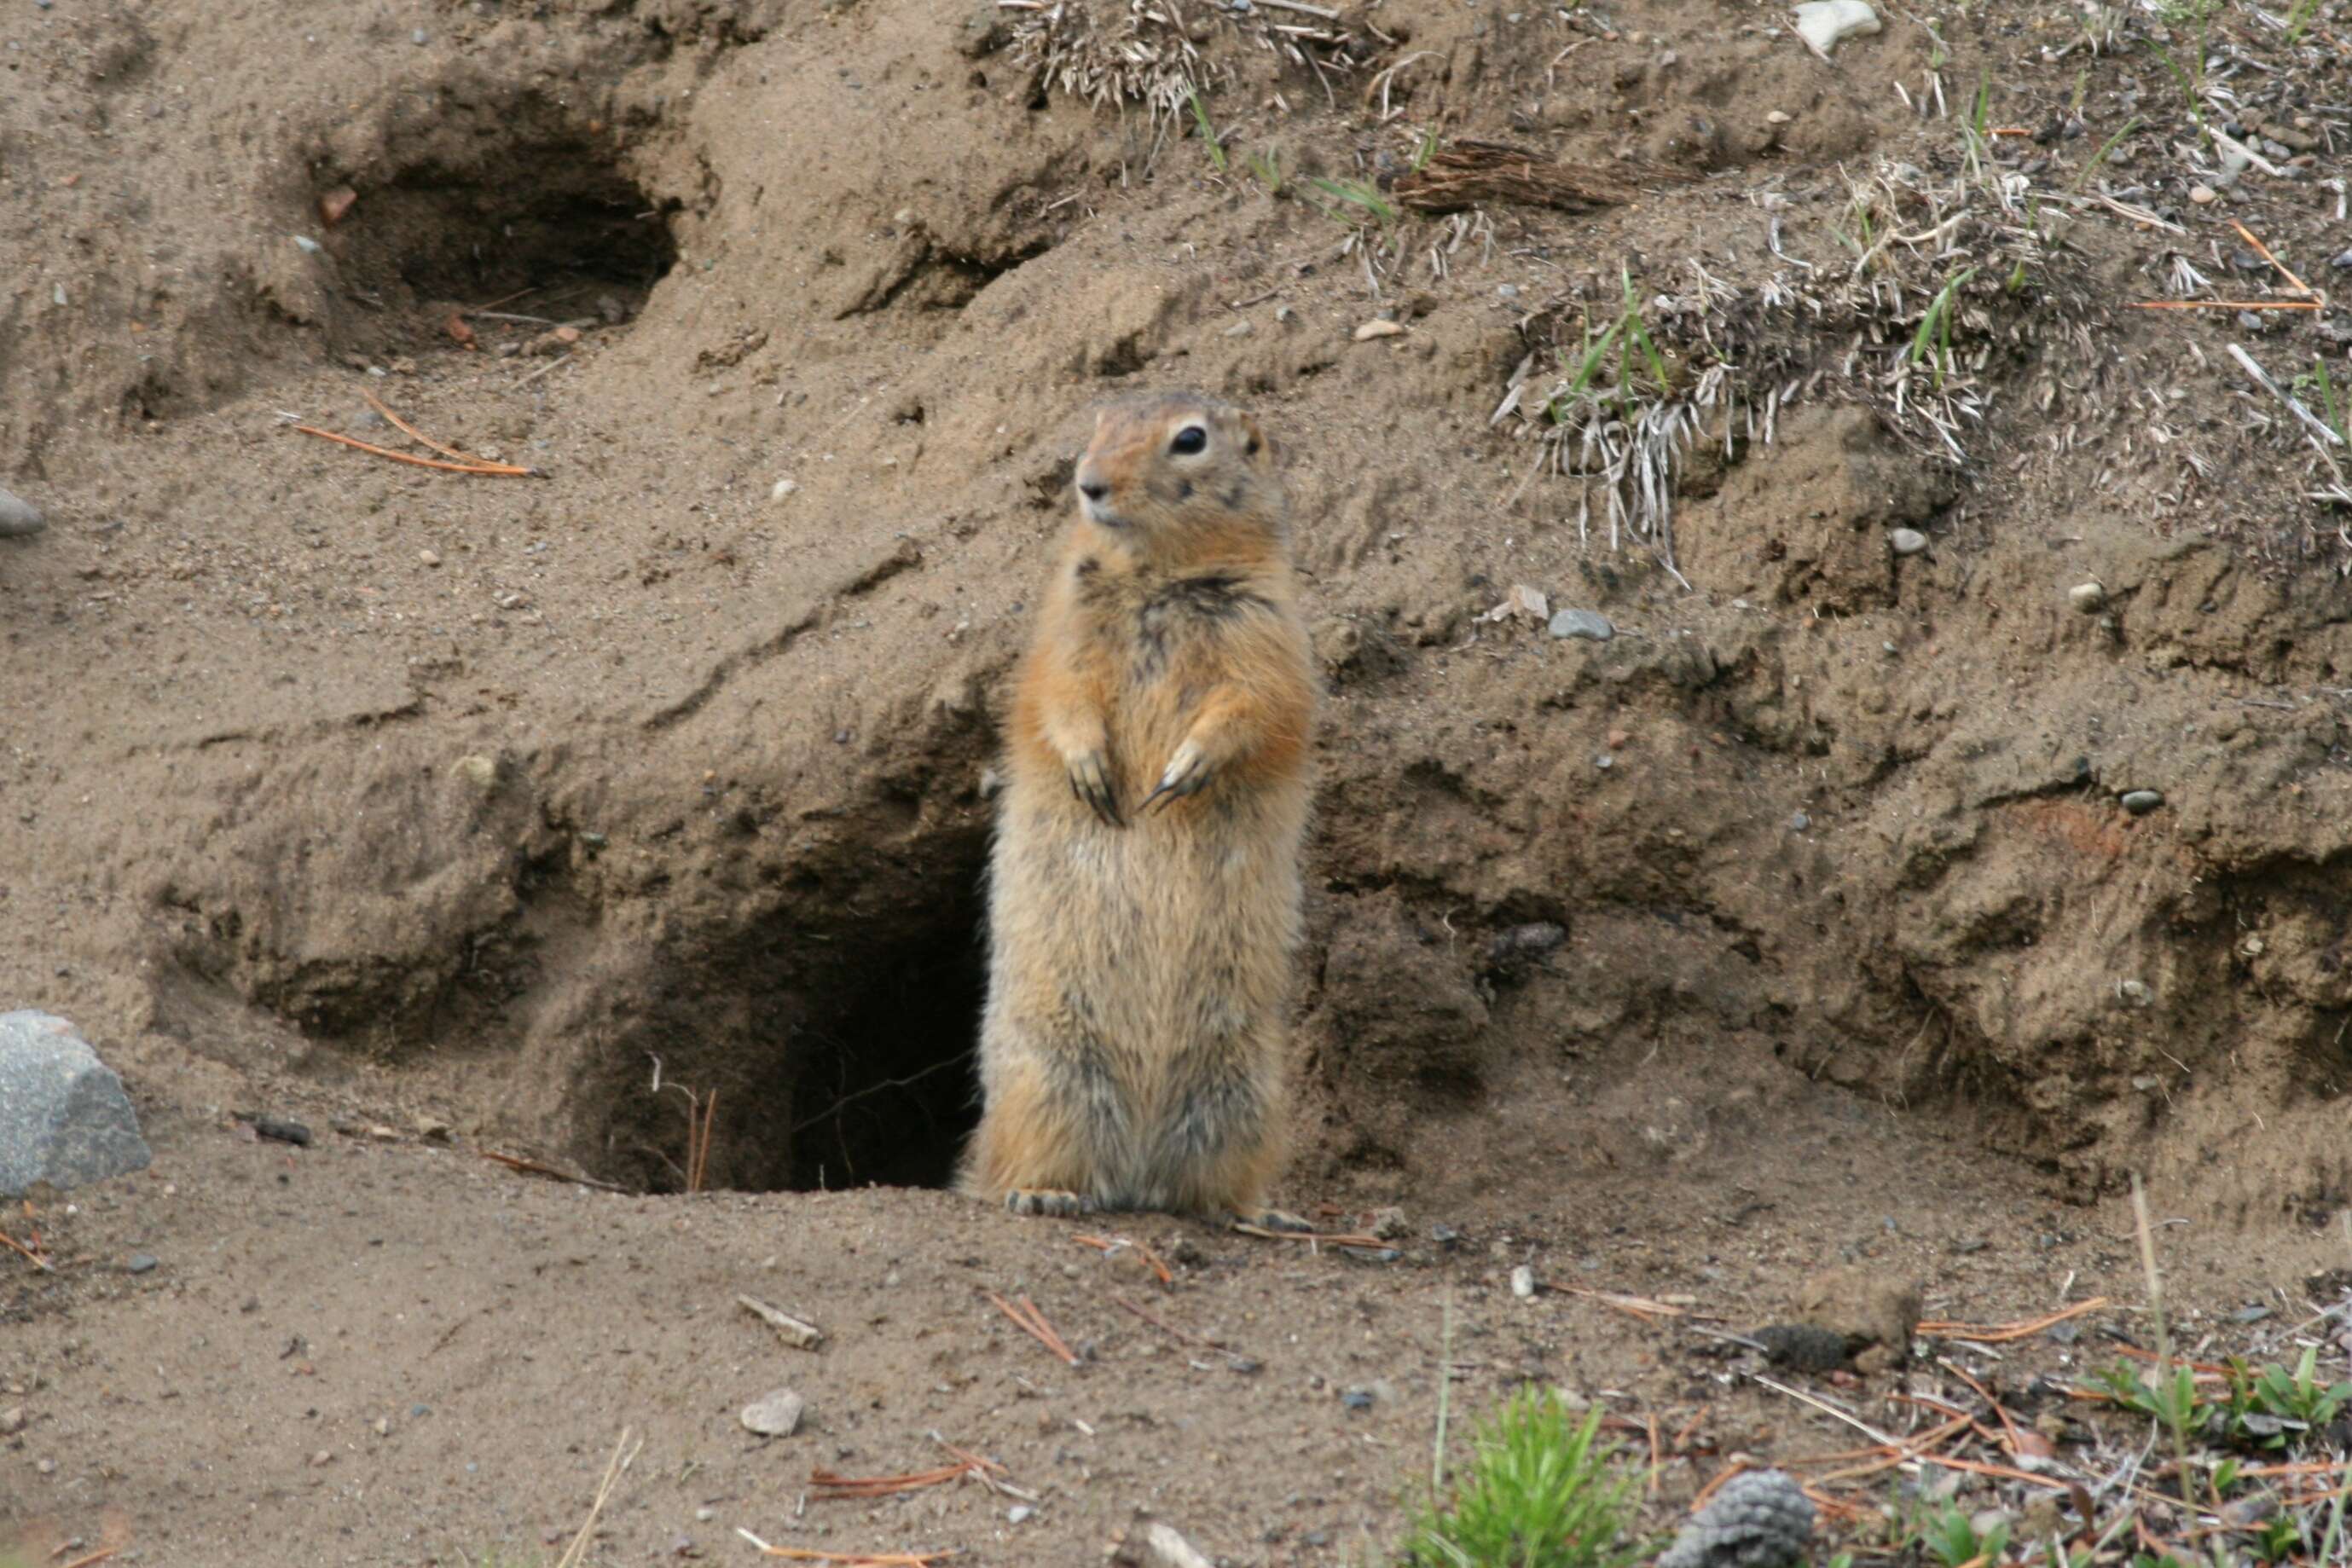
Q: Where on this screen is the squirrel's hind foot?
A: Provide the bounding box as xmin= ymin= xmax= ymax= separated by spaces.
xmin=1006 ymin=1188 xmax=1098 ymax=1219
xmin=1230 ymin=1206 xmax=1313 ymax=1234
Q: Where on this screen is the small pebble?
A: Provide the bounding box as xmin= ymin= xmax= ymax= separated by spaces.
xmin=1353 ymin=319 xmax=1405 ymax=342
xmin=411 ymin=26 xmax=427 ymax=43
xmin=2189 ymin=184 xmax=2217 ymax=205
xmin=292 ymin=234 xmax=323 ymax=256
xmin=2332 ymin=249 xmax=2352 ymax=271
xmin=740 ymin=1387 xmax=807 ymax=1438
xmin=1340 ymin=1389 xmax=1375 ymax=1412
xmin=770 ymin=478 xmax=799 ymax=501
xmin=1888 ymin=527 xmax=1927 ymax=555
xmin=0 ymin=487 xmax=46 ymax=538
xmin=419 ymin=549 xmax=442 ymax=568
xmin=1548 ymin=608 xmax=1614 ymax=641
xmin=2121 ymin=789 xmax=2164 ymax=814
xmin=695 ymin=1508 xmax=715 ymax=1523
xmin=373 ymin=1416 xmax=392 ymax=1437
xmin=1765 ymin=110 xmax=1793 ymax=125
xmin=1008 ymin=1505 xmax=1035 ymax=1525
xmin=1510 ymin=1264 xmax=1537 ymax=1299
xmin=1788 ymin=812 xmax=1810 ymax=831
xmin=2119 ymin=979 xmax=2153 ymax=1006
xmin=1496 ymin=283 xmax=1521 ymax=299
xmin=0 ymin=1407 xmax=23 ymax=1436
xmin=2067 ymin=581 xmax=2106 ymax=612
xmin=36 ymin=1458 xmax=55 ymax=1475
xmin=1224 ymin=320 xmax=1251 ymax=337
xmin=125 ymin=1253 xmax=158 ymax=1274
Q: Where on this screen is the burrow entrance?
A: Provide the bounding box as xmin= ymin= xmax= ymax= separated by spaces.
xmin=594 ymin=827 xmax=994 ymax=1198
xmin=314 ymin=84 xmax=681 ymax=346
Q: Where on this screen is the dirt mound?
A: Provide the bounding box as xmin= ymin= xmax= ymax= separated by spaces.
xmin=7 ymin=0 xmax=2352 ymax=1218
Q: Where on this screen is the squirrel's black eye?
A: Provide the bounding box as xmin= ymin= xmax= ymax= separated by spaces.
xmin=1168 ymin=425 xmax=1208 ymax=456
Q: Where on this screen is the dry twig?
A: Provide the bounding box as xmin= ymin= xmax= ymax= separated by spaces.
xmin=293 ymin=425 xmax=536 ymax=477
xmin=984 ymin=1290 xmax=1080 ymax=1366
xmin=734 ymin=1533 xmax=958 ymax=1566
xmin=1919 ymin=1296 xmax=2108 ymax=1341
xmin=479 ymin=1149 xmax=632 ymax=1194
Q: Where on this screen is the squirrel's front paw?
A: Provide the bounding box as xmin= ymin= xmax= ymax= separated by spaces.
xmin=1007 ymin=1188 xmax=1097 ymax=1219
xmin=1066 ymin=749 xmax=1123 ymax=827
xmin=1141 ymin=740 xmax=1212 ymax=813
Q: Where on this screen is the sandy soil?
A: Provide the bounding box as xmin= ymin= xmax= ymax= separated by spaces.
xmin=6 ymin=0 xmax=2352 ymax=1559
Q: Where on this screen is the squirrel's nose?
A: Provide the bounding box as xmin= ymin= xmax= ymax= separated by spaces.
xmin=1078 ymin=479 xmax=1109 ymax=503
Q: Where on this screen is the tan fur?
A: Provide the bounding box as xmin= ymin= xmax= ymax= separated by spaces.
xmin=958 ymin=391 xmax=1318 ymax=1223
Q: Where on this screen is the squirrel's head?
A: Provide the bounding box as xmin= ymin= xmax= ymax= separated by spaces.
xmin=1072 ymin=392 xmax=1284 ymax=549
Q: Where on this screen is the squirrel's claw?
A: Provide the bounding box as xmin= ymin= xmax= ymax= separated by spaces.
xmin=1067 ymin=750 xmax=1122 ymax=827
xmin=1142 ymin=742 xmax=1211 ymax=813
xmin=1007 ymin=1188 xmax=1097 ymax=1218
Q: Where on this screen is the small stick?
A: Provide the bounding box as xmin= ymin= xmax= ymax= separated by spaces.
xmin=1646 ymin=1411 xmax=1664 ymax=1496
xmin=1917 ymin=1452 xmax=2075 ymax=1491
xmin=1936 ymin=1357 xmax=2031 ymax=1452
xmin=2227 ymin=343 xmax=2349 ymax=449
xmin=479 ymin=1150 xmax=632 ymax=1194
xmin=293 ymin=425 xmax=536 ymax=477
xmin=2229 ymin=220 xmax=2320 ymax=299
xmin=0 ymin=1228 xmax=54 ymax=1272
xmin=1231 ymin=1223 xmax=1390 ymax=1247
xmin=554 ymin=1428 xmax=640 ymax=1568
xmin=734 ymin=1530 xmax=956 ymax=1565
xmin=463 ymin=310 xmax=562 ymax=325
xmin=984 ymin=1290 xmax=1080 ymax=1366
xmin=2132 ymin=1172 xmax=2204 ymax=1515
xmin=1554 ymin=1283 xmax=1687 ymax=1321
xmin=809 ymin=1461 xmax=977 ymax=1500
xmin=1751 ymin=1374 xmax=1901 ymax=1447
xmin=1920 ymin=1296 xmax=2107 ymax=1341
xmin=361 ymin=390 xmax=478 ymax=463
xmin=56 ymin=1551 xmax=120 ymax=1568
xmin=738 ymin=1294 xmax=824 ymax=1350
xmin=2131 ymin=298 xmax=2322 ymax=311
xmin=1669 ymin=1403 xmax=1711 ymax=1453
xmin=1074 ymin=1233 xmax=1173 ymax=1286
xmin=927 ymin=1433 xmax=1038 ymax=1502
xmin=467 ymin=285 xmax=542 ymax=311
xmin=1249 ymin=0 xmax=1341 ymax=16
xmin=1109 ymin=1293 xmax=1222 ymax=1349
xmin=1689 ymin=1461 xmax=1752 ymax=1511
xmin=512 ymin=352 xmax=575 ymax=390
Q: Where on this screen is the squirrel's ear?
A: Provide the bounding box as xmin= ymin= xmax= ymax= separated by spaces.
xmin=1238 ymin=413 xmax=1272 ymax=462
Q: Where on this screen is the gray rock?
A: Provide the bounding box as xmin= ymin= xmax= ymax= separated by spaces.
xmin=0 ymin=1012 xmax=152 ymax=1197
xmin=2068 ymin=581 xmax=2106 ymax=612
xmin=1657 ymin=1469 xmax=1815 ymax=1568
xmin=125 ymin=1253 xmax=158 ymax=1274
xmin=1888 ymin=527 xmax=1928 ymax=555
xmin=2122 ymin=789 xmax=2164 ymax=814
xmin=1548 ymin=608 xmax=1614 ymax=642
xmin=0 ymin=488 xmax=45 ymax=539
xmin=739 ymin=1387 xmax=805 ymax=1438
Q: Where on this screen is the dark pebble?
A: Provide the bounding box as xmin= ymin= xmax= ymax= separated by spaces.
xmin=1341 ymin=1391 xmax=1374 ymax=1412
xmin=251 ymin=1116 xmax=314 ymax=1148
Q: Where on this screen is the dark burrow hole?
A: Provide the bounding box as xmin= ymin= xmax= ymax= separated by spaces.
xmin=608 ymin=833 xmax=994 ymax=1199
xmin=323 ymin=91 xmax=680 ymax=326
xmin=774 ymin=898 xmax=988 ymax=1194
